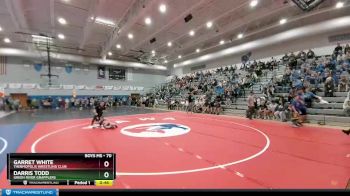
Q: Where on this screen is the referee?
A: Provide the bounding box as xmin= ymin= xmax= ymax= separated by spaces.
xmin=91 ymin=101 xmax=106 ymax=126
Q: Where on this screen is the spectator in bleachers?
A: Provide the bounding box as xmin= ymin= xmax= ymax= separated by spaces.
xmin=282 ymin=53 xmax=289 ymax=64
xmin=274 ymin=97 xmax=290 ymax=122
xmin=307 ymin=49 xmax=315 ymax=60
xmin=303 ymin=87 xmax=328 ymax=108
xmin=345 ymin=44 xmax=350 ymax=55
xmin=266 ymin=100 xmax=278 ymax=120
xmin=289 ymin=52 xmax=297 ymax=70
xmin=338 ymin=75 xmax=349 ymax=92
xmin=246 ymin=91 xmax=256 ymax=120
xmin=324 ymin=75 xmax=335 ymax=97
xmin=187 ymin=93 xmax=194 ymax=114
xmin=334 ymin=43 xmax=343 ymax=58
xmin=297 ymin=50 xmax=307 ymax=62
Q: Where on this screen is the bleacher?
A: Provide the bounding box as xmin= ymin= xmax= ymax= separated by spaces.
xmin=150 ymin=52 xmax=350 ymax=127
xmin=222 ymin=63 xmax=350 ymax=127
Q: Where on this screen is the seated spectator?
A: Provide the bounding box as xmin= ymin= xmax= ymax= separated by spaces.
xmin=274 ymin=98 xmax=290 ymax=122
xmin=324 ymin=75 xmax=335 ymax=97
xmin=266 ymin=101 xmax=278 ymax=120
xmin=343 ymin=91 xmax=350 ymax=116
xmin=303 ymin=88 xmax=328 ymax=108
xmin=338 ymin=75 xmax=349 ymax=92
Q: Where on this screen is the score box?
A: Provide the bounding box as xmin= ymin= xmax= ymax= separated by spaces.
xmin=7 ymin=153 xmax=116 ymax=186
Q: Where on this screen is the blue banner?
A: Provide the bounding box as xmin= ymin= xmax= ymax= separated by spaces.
xmin=65 ymin=64 xmax=73 ymax=74
xmin=1 ymin=189 xmax=58 ymax=196
xmin=34 ymin=64 xmax=42 ymax=72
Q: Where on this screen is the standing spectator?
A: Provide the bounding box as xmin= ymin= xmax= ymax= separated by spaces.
xmin=334 ymin=43 xmax=343 ymax=58
xmin=345 ymin=44 xmax=350 ymax=55
xmin=297 ymin=50 xmax=306 ymax=62
xmin=282 ymin=53 xmax=289 ymax=64
xmin=307 ymin=49 xmax=315 ymax=60
xmin=187 ymin=93 xmax=194 ymax=114
xmin=246 ymin=91 xmax=256 ymax=120
xmin=275 ymin=98 xmax=289 ymax=122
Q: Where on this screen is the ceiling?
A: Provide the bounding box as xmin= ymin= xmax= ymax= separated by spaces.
xmin=0 ymin=0 xmax=348 ymax=67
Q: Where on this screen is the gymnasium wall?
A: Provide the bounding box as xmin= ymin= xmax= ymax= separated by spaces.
xmin=0 ymin=57 xmax=167 ymax=96
xmin=176 ymin=29 xmax=350 ymax=75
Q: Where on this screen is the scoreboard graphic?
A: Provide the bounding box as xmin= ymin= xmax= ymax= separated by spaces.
xmin=6 ymin=153 xmax=116 ymax=186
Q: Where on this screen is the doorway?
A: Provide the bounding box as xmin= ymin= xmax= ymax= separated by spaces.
xmin=10 ymin=93 xmax=28 ymax=109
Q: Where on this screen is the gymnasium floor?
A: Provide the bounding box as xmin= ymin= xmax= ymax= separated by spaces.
xmin=0 ymin=107 xmax=349 ymax=189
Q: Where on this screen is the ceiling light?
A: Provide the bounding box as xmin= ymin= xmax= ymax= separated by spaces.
xmin=189 ymin=30 xmax=195 ymax=36
xmin=237 ymin=33 xmax=244 ymax=39
xmin=151 ymin=50 xmax=155 ymax=54
xmin=206 ymin=21 xmax=213 ymax=28
xmin=250 ymin=0 xmax=258 ymax=7
xmin=108 ymin=52 xmax=113 ymax=56
xmin=335 ymin=2 xmax=344 ymax=8
xmin=57 ymin=33 xmax=65 ymax=40
xmin=90 ymin=16 xmax=95 ymax=20
xmin=196 ymin=48 xmax=200 ymax=53
xmin=128 ymin=33 xmax=134 ymax=39
xmin=159 ymin=4 xmax=167 ymax=13
xmin=58 ymin=17 xmax=67 ymax=25
xmin=220 ymin=40 xmax=225 ymax=45
xmin=95 ymin=17 xmax=115 ymax=27
xmin=164 ymin=60 xmax=168 ymax=63
xmin=145 ymin=17 xmax=152 ymax=25
xmin=116 ymin=44 xmax=121 ymax=49
xmin=167 ymin=42 xmax=172 ymax=47
xmin=178 ymin=55 xmax=182 ymax=59
xmin=3 ymin=38 xmax=11 ymax=43
xmin=279 ymin=18 xmax=287 ymax=25
xmin=0 ymin=26 xmax=2 ymax=31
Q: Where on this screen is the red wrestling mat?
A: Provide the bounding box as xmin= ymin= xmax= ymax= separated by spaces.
xmin=0 ymin=112 xmax=349 ymax=189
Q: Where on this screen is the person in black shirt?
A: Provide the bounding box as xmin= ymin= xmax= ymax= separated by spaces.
xmin=343 ymin=129 xmax=350 ymax=135
xmin=306 ymin=49 xmax=315 ymax=59
xmin=345 ymin=44 xmax=350 ymax=55
xmin=334 ymin=43 xmax=343 ymax=58
xmin=282 ymin=53 xmax=289 ymax=64
xmin=91 ymin=101 xmax=107 ymax=126
xmin=298 ymin=50 xmax=306 ymax=62
xmin=187 ymin=93 xmax=194 ymax=114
